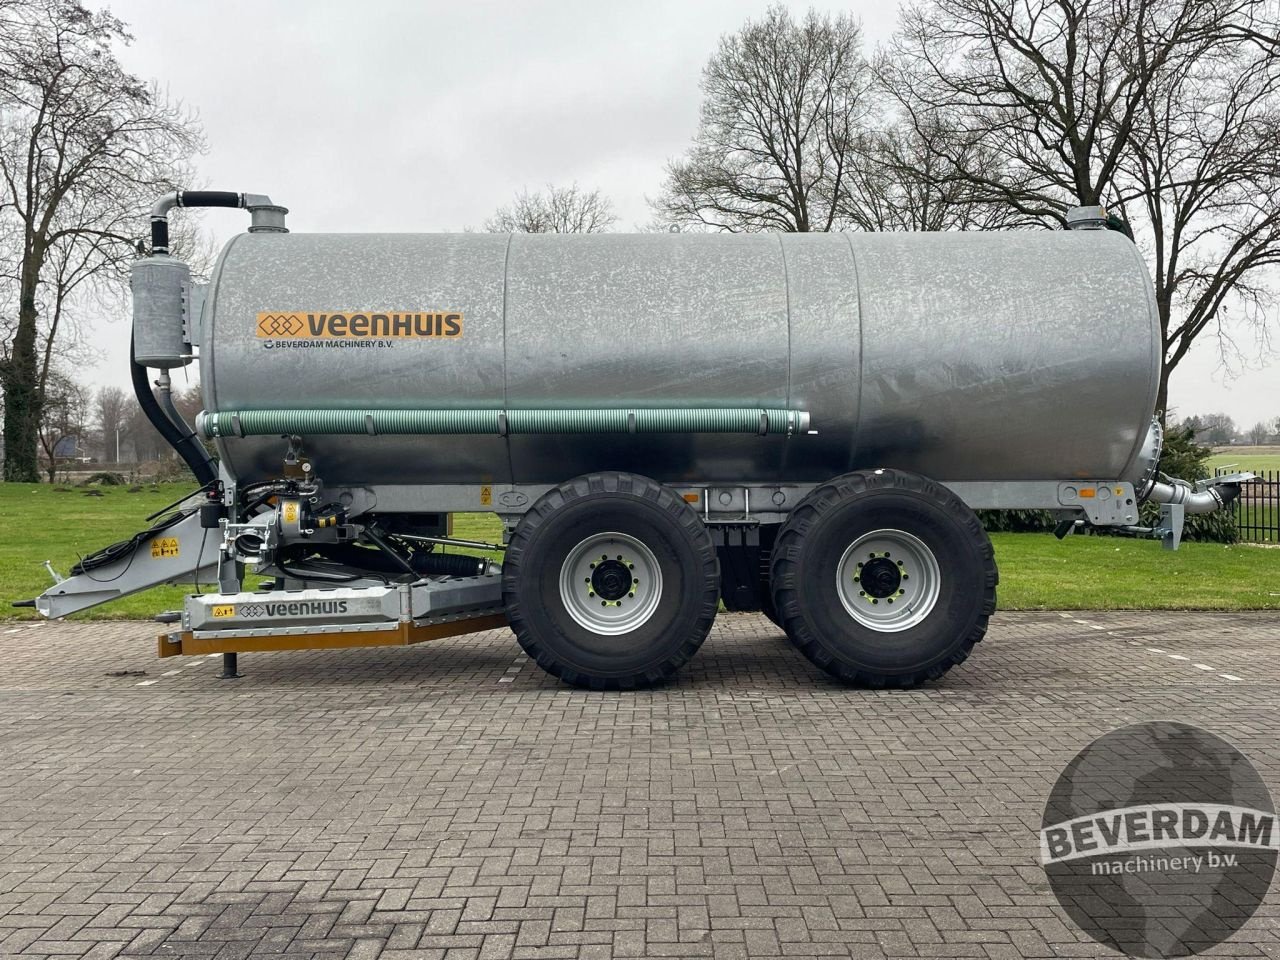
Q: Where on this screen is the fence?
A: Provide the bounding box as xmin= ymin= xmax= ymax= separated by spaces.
xmin=1217 ymin=468 xmax=1278 ymax=544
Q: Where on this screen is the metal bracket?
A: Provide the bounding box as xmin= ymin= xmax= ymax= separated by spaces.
xmin=1157 ymin=502 xmax=1185 ymax=551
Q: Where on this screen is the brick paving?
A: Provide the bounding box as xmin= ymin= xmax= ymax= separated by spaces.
xmin=0 ymin=610 xmax=1277 ymax=959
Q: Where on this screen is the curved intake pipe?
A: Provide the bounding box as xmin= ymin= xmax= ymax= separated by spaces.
xmin=1143 ymin=479 xmax=1229 ymax=515
xmin=150 ymin=190 xmax=287 ymax=255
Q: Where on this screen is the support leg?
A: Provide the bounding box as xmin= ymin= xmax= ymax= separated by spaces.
xmin=215 ymin=472 xmax=245 ymax=681
xmin=220 ymin=652 xmax=241 ymax=679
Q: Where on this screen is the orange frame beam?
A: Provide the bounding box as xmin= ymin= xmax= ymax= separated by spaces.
xmin=157 ymin=613 xmax=509 ymax=658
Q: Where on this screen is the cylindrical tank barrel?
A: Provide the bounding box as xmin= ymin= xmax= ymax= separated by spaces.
xmin=201 ymin=231 xmax=1160 ymax=489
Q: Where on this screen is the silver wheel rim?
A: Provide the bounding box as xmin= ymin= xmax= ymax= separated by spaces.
xmin=559 ymin=532 xmax=663 ymax=635
xmin=836 ymin=528 xmax=941 ymax=632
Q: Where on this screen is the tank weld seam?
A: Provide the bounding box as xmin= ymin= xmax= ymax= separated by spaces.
xmin=501 ymin=233 xmax=514 ymax=484
xmin=842 ymin=233 xmax=864 ymax=472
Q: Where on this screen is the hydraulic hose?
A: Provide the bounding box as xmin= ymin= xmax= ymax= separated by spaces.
xmin=130 ymin=335 xmax=218 ymax=487
xmin=315 ymin=544 xmax=495 ymax=578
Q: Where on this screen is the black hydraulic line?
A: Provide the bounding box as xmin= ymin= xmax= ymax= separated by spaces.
xmin=158 ymin=386 xmax=194 ymax=438
xmin=360 ymin=527 xmax=419 ymax=578
xmin=145 ymin=480 xmax=216 ymax=522
xmin=131 ymin=335 xmax=217 ymax=486
xmin=317 ymin=543 xmax=489 ymax=578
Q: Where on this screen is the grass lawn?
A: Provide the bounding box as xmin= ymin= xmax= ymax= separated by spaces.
xmin=1 ymin=482 xmax=1275 ymax=620
xmin=988 ymin=532 xmax=1277 ymax=610
xmin=1208 ymin=446 xmax=1280 ymax=474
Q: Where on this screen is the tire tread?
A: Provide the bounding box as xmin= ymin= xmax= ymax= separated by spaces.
xmin=503 ymin=471 xmax=719 ymax=690
xmin=769 ymin=468 xmax=998 ymax=687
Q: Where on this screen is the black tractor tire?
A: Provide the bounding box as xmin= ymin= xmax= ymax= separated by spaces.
xmin=769 ymin=468 xmax=997 ymax=687
xmin=503 ymin=471 xmax=720 ymax=689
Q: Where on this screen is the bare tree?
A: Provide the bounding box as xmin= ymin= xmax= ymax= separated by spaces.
xmin=1247 ymin=420 xmax=1272 ymax=444
xmin=654 ymin=5 xmax=873 ymax=232
xmin=36 ymin=366 xmax=85 ymax=481
xmin=881 ymin=0 xmax=1280 ymax=417
xmin=93 ymin=383 xmax=126 ymax=461
xmin=122 ymin=397 xmax=164 ymax=462
xmin=837 ymin=120 xmax=1031 ymax=231
xmin=484 ymin=183 xmax=616 ymax=234
xmin=1189 ymin=412 xmax=1238 ymax=445
xmin=0 ymin=0 xmax=203 ymax=481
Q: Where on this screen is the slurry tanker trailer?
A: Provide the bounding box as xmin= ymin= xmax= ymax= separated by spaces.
xmin=21 ymin=193 xmax=1252 ymax=688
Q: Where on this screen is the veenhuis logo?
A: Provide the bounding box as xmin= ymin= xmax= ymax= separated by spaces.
xmin=256 ymin=311 xmax=463 ymax=339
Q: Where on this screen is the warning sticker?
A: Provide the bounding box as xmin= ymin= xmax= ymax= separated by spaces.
xmin=211 ymin=605 xmax=235 ymax=619
xmin=480 ymin=485 xmax=492 ymax=506
xmin=150 ymin=537 xmax=180 ymax=559
xmin=283 ymin=501 xmax=299 ymax=524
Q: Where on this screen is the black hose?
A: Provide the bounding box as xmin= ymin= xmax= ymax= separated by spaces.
xmin=152 ymin=192 xmax=243 ymax=254
xmin=179 ymin=191 xmax=242 ymax=208
xmin=315 ymin=544 xmax=491 ymax=578
xmin=130 ymin=335 xmax=217 ymax=486
xmin=361 ymin=527 xmax=419 ymax=577
xmin=413 ymin=551 xmax=493 ymax=577
xmin=150 ymin=219 xmax=168 ymax=255
xmin=159 ymin=382 xmax=201 ymax=455
xmin=71 ymin=510 xmax=190 ymax=575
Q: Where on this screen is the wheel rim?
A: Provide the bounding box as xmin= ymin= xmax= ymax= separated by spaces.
xmin=559 ymin=532 xmax=663 ymax=635
xmin=836 ymin=528 xmax=941 ymax=632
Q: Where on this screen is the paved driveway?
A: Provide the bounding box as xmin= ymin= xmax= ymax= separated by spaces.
xmin=1 ymin=611 xmax=1277 ymax=959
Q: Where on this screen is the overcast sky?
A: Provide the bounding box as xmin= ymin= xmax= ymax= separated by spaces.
xmin=82 ymin=0 xmax=1276 ymax=429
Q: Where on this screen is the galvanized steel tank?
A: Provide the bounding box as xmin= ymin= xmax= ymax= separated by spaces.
xmin=201 ymin=230 xmax=1160 ymax=488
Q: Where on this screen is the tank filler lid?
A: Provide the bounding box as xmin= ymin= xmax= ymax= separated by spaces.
xmin=1065 ymin=206 xmax=1110 ymax=230
xmin=1066 ymin=205 xmax=1134 ymax=239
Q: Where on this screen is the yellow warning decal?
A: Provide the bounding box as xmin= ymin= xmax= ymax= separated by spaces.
xmin=256 ymin=312 xmax=463 ymax=339
xmin=480 ymin=485 xmax=493 ymax=507
xmin=283 ymin=501 xmax=299 ymax=523
xmin=150 ymin=537 xmax=180 ymax=559
xmin=211 ymin=605 xmax=235 ymax=619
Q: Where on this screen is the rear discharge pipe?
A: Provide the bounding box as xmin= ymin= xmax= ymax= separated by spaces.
xmin=1144 ymin=478 xmax=1237 ymax=514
